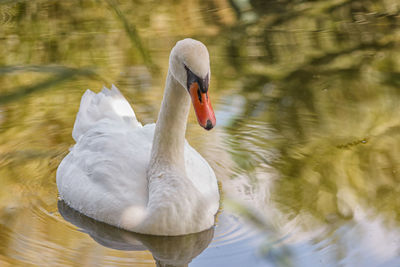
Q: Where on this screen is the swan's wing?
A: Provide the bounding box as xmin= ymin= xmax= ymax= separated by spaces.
xmin=72 ymin=85 xmax=142 ymax=142
xmin=57 ymin=123 xmax=155 ymax=228
xmin=58 ymin=85 xmax=152 ymax=228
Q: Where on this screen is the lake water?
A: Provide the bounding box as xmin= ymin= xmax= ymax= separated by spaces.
xmin=1 ymin=1 xmax=400 ymax=266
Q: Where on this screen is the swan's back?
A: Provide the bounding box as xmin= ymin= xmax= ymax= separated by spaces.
xmin=72 ymin=85 xmax=141 ymax=141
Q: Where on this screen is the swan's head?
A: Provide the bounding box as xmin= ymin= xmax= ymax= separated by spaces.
xmin=169 ymin=38 xmax=216 ymax=130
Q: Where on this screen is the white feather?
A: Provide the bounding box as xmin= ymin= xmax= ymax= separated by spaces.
xmin=57 ymin=39 xmax=219 ymax=236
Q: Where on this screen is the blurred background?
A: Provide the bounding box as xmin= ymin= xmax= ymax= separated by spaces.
xmin=1 ymin=0 xmax=400 ymax=266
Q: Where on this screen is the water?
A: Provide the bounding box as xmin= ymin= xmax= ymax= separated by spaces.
xmin=1 ymin=0 xmax=400 ymax=266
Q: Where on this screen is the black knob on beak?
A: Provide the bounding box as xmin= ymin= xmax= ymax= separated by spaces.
xmin=205 ymin=120 xmax=214 ymax=130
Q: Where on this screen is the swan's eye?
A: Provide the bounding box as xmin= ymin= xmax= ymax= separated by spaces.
xmin=185 ymin=65 xmax=208 ymax=104
xmin=197 ymin=88 xmax=202 ymax=103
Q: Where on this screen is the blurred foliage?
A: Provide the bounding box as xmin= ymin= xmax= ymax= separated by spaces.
xmin=219 ymin=0 xmax=400 ymax=227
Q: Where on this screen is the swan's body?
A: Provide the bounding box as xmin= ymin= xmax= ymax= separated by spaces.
xmin=57 ymin=39 xmax=219 ymax=236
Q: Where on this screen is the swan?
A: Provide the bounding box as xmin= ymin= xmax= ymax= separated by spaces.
xmin=56 ymin=38 xmax=220 ymax=236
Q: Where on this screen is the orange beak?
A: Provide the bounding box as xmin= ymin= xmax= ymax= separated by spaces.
xmin=189 ymin=82 xmax=216 ymax=130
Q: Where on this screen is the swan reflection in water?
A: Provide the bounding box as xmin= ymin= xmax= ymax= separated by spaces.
xmin=58 ymin=200 xmax=214 ymax=267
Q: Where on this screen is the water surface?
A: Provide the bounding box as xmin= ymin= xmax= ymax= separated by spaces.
xmin=1 ymin=0 xmax=400 ymax=266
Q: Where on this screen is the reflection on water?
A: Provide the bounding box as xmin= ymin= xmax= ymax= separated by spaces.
xmin=58 ymin=201 xmax=214 ymax=267
xmin=58 ymin=201 xmax=271 ymax=267
xmin=1 ymin=0 xmax=400 ymax=266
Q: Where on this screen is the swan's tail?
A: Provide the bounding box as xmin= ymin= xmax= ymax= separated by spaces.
xmin=72 ymin=85 xmax=142 ymax=141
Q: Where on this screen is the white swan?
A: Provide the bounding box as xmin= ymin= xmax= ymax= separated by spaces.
xmin=57 ymin=39 xmax=220 ymax=236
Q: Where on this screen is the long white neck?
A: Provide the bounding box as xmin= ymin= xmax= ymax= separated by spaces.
xmin=148 ymin=70 xmax=191 ymax=176
xmin=134 ymin=65 xmax=216 ymax=236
